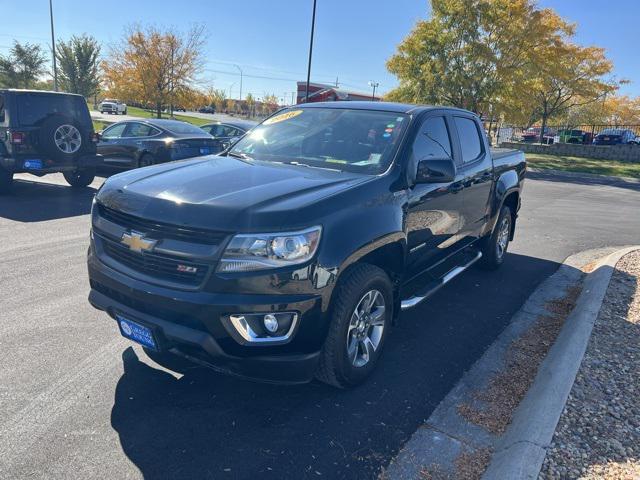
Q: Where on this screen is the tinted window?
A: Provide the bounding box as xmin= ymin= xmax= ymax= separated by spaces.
xmin=161 ymin=121 xmax=205 ymax=135
xmin=102 ymin=123 xmax=127 ymax=139
xmin=454 ymin=117 xmax=483 ymax=162
xmin=412 ymin=116 xmax=452 ymax=160
xmin=16 ymin=93 xmax=89 ymax=125
xmin=204 ymin=124 xmax=240 ymax=138
xmin=125 ymin=123 xmax=159 ymax=137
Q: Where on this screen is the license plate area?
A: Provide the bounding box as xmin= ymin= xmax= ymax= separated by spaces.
xmin=116 ymin=313 xmax=159 ymax=351
xmin=23 ymin=159 xmax=43 ymax=170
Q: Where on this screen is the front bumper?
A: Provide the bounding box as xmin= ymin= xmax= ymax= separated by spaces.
xmin=87 ymin=250 xmax=328 ymax=384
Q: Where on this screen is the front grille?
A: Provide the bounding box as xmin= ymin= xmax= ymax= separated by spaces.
xmin=98 ymin=204 xmax=227 ymax=245
xmin=101 ymin=236 xmax=209 ymax=287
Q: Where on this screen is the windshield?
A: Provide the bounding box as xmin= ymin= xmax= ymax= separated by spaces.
xmin=229 ymin=107 xmax=409 ymax=174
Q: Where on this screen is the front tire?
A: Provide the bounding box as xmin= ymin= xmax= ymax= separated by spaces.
xmin=479 ymin=205 xmax=512 ymax=270
xmin=316 ymin=264 xmax=393 ymax=388
xmin=63 ymin=168 xmax=95 ymax=188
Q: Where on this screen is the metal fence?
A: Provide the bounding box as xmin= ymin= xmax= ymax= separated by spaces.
xmin=492 ymin=124 xmax=640 ymax=146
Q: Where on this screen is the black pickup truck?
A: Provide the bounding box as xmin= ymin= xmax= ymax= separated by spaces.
xmin=88 ymin=102 xmax=525 ymax=388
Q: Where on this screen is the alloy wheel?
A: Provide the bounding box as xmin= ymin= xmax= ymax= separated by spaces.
xmin=346 ymin=289 xmax=386 ymax=368
xmin=54 ymin=124 xmax=82 ymax=154
xmin=496 ymin=216 xmax=510 ymax=259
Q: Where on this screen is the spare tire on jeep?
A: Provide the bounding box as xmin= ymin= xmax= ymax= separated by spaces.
xmin=38 ymin=115 xmax=86 ymax=163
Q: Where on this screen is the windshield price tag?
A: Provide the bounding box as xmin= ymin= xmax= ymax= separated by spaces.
xmin=263 ymin=109 xmax=303 ymax=125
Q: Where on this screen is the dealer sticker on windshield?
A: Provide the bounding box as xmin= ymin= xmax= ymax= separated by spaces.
xmin=263 ymin=109 xmax=303 ymax=125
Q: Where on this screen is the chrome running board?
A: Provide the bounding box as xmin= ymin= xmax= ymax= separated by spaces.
xmin=400 ymin=251 xmax=483 ymax=310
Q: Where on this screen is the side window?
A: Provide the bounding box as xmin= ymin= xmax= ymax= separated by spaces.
xmin=206 ymin=125 xmax=224 ymax=137
xmin=454 ymin=117 xmax=483 ymax=163
xmin=125 ymin=123 xmax=154 ymax=137
xmin=0 ymin=94 xmax=5 ymax=123
xmin=102 ymin=123 xmax=127 ymax=139
xmin=412 ymin=116 xmax=452 ymax=160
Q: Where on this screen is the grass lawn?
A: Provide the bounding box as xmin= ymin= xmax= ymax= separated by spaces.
xmin=124 ymin=106 xmax=211 ymax=126
xmin=525 ymin=153 xmax=640 ymax=179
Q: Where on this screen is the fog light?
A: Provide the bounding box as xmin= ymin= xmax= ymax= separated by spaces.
xmin=225 ymin=312 xmax=299 ymax=345
xmin=263 ymin=314 xmax=279 ymax=333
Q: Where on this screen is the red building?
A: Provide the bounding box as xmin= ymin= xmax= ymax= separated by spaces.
xmin=296 ymin=82 xmax=380 ymax=104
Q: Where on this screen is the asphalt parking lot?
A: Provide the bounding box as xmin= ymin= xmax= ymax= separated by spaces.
xmin=1 ymin=170 xmax=639 ymax=479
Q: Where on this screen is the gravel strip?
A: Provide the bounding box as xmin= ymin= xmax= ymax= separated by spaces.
xmin=539 ymin=251 xmax=640 ymax=480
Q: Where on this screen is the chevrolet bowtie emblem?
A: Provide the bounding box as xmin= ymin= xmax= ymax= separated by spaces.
xmin=121 ymin=231 xmax=157 ymax=253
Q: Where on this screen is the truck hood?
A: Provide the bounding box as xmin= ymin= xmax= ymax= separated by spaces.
xmin=96 ymin=155 xmax=370 ymax=232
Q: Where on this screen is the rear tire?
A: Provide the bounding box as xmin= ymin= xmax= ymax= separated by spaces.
xmin=315 ymin=264 xmax=393 ymax=388
xmin=479 ymin=205 xmax=512 ymax=270
xmin=0 ymin=168 xmax=13 ymax=194
xmin=63 ymin=168 xmax=95 ymax=188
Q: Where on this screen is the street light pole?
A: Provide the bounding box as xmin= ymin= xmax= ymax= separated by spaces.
xmin=368 ymin=81 xmax=379 ymax=101
xmin=49 ymin=0 xmax=58 ymax=91
xmin=305 ymin=0 xmax=317 ymax=103
xmin=234 ymin=64 xmax=243 ymax=101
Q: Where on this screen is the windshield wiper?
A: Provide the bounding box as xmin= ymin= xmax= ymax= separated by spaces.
xmin=227 ymin=151 xmax=253 ymax=162
xmin=285 ymin=161 xmax=342 ymax=172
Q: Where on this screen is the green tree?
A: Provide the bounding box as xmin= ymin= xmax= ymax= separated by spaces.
xmin=55 ymin=34 xmax=101 ymax=98
xmin=0 ymin=41 xmax=48 ymax=88
xmin=385 ymin=0 xmax=573 ymax=116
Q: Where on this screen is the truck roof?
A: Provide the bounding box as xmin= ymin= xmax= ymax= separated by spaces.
xmin=298 ymin=101 xmax=477 ymax=117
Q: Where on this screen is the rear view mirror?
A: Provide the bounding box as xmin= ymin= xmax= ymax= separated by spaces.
xmin=415 ymin=157 xmax=456 ymax=183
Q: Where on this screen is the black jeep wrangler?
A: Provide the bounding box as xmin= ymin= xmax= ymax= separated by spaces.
xmin=0 ymin=89 xmax=102 ymax=193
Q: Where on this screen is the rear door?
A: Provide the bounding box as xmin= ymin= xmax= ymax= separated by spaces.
xmin=121 ymin=122 xmax=161 ymax=166
xmin=405 ymin=113 xmax=464 ymax=278
xmin=451 ymin=115 xmax=494 ymax=244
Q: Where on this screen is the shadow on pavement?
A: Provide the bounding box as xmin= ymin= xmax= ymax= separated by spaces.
xmin=110 ymin=252 xmax=564 ymax=480
xmin=0 ymin=171 xmax=115 ymax=222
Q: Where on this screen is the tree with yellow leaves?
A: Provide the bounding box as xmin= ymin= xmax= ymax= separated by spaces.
xmin=386 ymin=0 xmax=615 ymax=138
xmin=102 ymin=25 xmax=205 ymax=118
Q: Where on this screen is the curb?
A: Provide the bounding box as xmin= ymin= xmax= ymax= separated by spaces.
xmin=527 ymin=167 xmax=640 ymax=184
xmin=482 ymin=245 xmax=640 ymax=479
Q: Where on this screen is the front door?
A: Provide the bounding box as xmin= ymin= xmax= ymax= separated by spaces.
xmin=405 ymin=114 xmax=464 ymax=279
xmin=98 ymin=123 xmax=129 ymax=167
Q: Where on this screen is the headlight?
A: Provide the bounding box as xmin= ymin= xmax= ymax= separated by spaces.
xmin=218 ymin=226 xmax=322 ymax=272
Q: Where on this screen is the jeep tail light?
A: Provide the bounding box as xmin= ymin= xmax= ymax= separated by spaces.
xmin=10 ymin=131 xmax=26 ymax=144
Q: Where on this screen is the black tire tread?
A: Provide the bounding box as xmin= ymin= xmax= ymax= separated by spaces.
xmin=315 ymin=263 xmax=391 ymax=388
xmin=479 ymin=205 xmax=512 ymax=270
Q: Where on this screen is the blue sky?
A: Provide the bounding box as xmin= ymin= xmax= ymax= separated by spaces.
xmin=0 ymin=0 xmax=637 ymax=102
